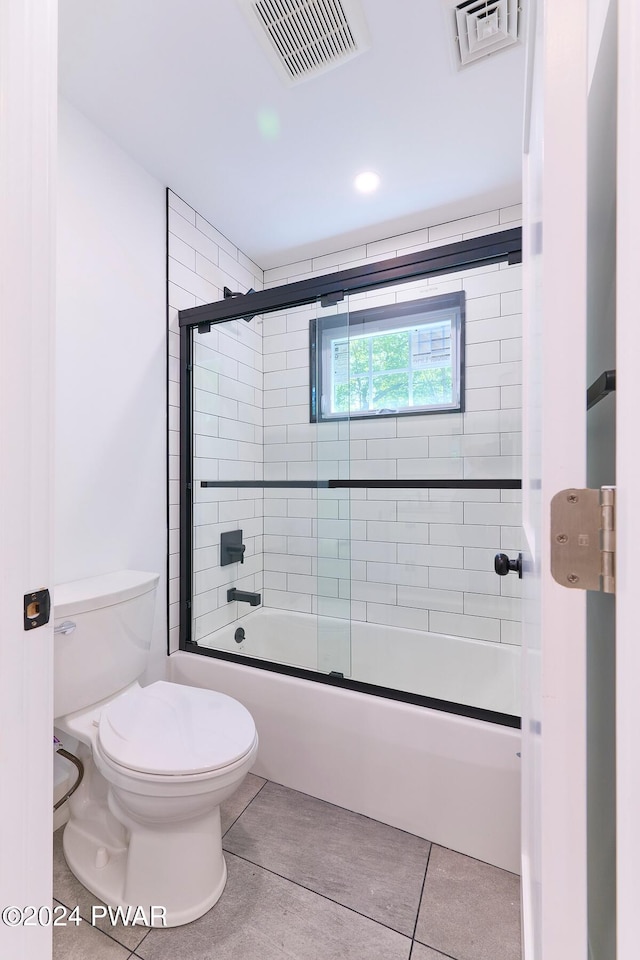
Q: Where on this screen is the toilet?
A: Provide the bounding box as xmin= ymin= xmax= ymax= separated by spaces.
xmin=53 ymin=570 xmax=258 ymax=927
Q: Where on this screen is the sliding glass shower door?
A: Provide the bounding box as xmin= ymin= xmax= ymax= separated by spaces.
xmin=190 ymin=296 xmax=353 ymax=678
xmin=309 ymin=271 xmax=522 ymax=717
xmin=183 ymin=226 xmax=524 ymax=724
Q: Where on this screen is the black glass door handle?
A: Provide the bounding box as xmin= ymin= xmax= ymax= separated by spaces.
xmin=494 ymin=553 xmax=523 ymax=578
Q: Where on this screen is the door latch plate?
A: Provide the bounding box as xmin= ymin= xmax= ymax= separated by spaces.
xmin=23 ymin=588 xmax=51 ymax=630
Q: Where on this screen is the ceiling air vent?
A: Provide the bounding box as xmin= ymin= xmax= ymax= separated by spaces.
xmin=449 ymin=0 xmax=520 ymax=67
xmin=237 ymin=0 xmax=370 ymax=84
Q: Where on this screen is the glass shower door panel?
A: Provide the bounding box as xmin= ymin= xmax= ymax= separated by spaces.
xmin=338 ymin=263 xmax=524 ymax=717
xmin=191 ymin=317 xmax=264 ymax=655
xmin=314 ymin=297 xmax=351 ymax=677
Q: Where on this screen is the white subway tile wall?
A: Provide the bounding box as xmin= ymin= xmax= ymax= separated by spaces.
xmin=167 ymin=191 xmax=265 ymax=653
xmin=169 ymin=193 xmax=523 ymax=661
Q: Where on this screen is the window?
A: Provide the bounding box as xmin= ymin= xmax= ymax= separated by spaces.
xmin=310 ymin=292 xmax=464 ymax=421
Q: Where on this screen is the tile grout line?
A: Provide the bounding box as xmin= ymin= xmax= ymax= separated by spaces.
xmin=52 ymin=896 xmax=150 ymax=955
xmin=221 ymin=847 xmax=414 ymax=942
xmin=428 ymin=838 xmax=521 ymax=877
xmin=408 ymin=842 xmax=433 ymax=960
xmin=130 ymin=926 xmax=153 ymax=955
xmin=408 ymin=845 xmax=463 ymax=960
xmin=412 ymin=945 xmax=459 ymax=960
xmin=221 ymin=777 xmax=269 ymax=839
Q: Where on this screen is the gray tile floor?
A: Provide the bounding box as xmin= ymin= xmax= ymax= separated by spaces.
xmin=53 ymin=775 xmax=521 ymax=960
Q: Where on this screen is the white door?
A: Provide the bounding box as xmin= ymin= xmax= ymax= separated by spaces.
xmin=0 ymin=2 xmax=57 ymax=959
xmin=521 ymin=0 xmax=589 ymax=956
xmin=615 ymin=2 xmax=640 ymax=957
xmin=522 ymin=0 xmax=623 ymax=956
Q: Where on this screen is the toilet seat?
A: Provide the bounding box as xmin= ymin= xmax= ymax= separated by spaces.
xmin=97 ymin=681 xmax=257 ymax=777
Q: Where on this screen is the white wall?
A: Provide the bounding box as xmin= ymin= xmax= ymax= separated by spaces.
xmin=56 ymin=100 xmax=168 ymax=681
xmin=167 ymin=190 xmax=265 ymax=652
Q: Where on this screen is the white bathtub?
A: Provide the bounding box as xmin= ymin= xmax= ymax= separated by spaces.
xmin=199 ymin=607 xmax=521 ymax=717
xmin=171 ymin=611 xmax=521 ymax=873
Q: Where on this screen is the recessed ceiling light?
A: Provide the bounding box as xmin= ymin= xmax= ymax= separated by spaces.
xmin=354 ymin=171 xmax=380 ymax=194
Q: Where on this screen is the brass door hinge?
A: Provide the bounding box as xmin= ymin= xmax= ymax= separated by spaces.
xmin=550 ymin=487 xmax=615 ymax=593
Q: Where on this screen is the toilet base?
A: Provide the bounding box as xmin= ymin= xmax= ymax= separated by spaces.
xmin=60 ymin=742 xmax=232 ymax=927
xmin=63 ymin=805 xmax=228 ymax=927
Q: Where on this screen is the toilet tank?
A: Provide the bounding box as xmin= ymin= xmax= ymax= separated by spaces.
xmin=54 ymin=570 xmax=159 ymax=719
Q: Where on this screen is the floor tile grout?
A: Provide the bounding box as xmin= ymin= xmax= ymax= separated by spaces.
xmin=408 ymin=842 xmax=433 ymax=959
xmin=132 ymin=927 xmax=153 ymax=953
xmin=53 ymin=894 xmax=149 ymax=955
xmin=412 ymin=939 xmax=460 ymax=960
xmin=412 ymin=947 xmax=459 ymax=960
xmin=221 ymin=776 xmax=269 ymax=839
xmin=430 ymin=839 xmax=521 ymax=877
xmin=88 ymin=921 xmax=148 ymax=954
xmin=222 ymin=847 xmax=421 ymax=941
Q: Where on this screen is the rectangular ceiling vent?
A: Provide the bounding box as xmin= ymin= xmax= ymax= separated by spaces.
xmin=238 ymin=0 xmax=370 ymax=84
xmin=450 ymin=0 xmax=520 ymax=67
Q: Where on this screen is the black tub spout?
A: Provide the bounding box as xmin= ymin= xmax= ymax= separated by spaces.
xmin=227 ymin=588 xmax=261 ymax=606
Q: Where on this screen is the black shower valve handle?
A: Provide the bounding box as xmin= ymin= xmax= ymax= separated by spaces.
xmin=230 ymin=544 xmax=246 ymax=564
xmin=220 ymin=530 xmax=246 ymax=566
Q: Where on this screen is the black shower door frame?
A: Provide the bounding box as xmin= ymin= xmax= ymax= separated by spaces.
xmin=176 ymin=227 xmax=523 ymax=728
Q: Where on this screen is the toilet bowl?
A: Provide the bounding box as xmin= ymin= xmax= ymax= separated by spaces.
xmin=54 ymin=571 xmax=258 ymax=926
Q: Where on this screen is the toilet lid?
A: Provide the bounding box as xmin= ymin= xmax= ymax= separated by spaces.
xmin=97 ymin=681 xmax=257 ymax=776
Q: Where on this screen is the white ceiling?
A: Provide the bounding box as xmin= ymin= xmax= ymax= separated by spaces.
xmin=58 ymin=0 xmax=526 ymax=270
